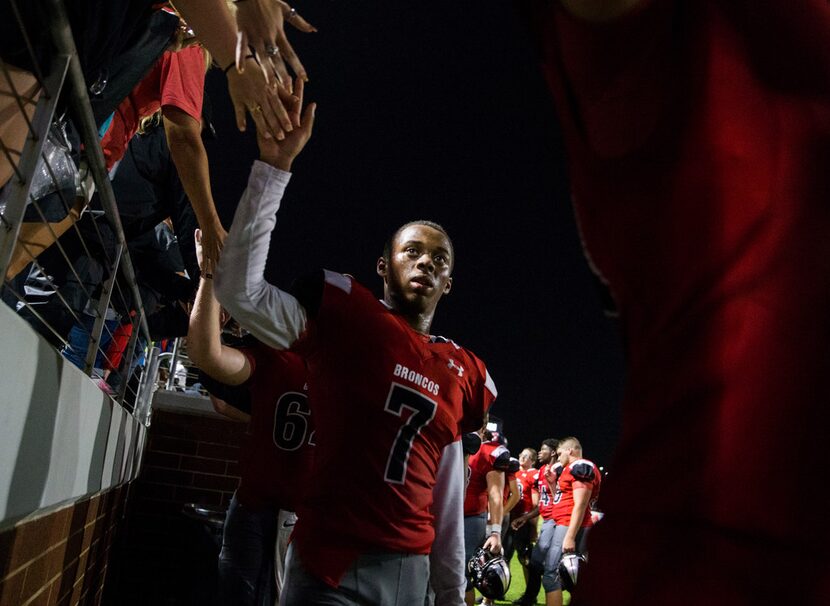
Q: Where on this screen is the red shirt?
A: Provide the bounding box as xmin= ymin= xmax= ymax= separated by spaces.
xmin=464 ymin=441 xmax=509 ymax=516
xmin=512 ymin=468 xmax=536 ymax=517
xmin=290 ymin=272 xmax=496 ymax=586
xmin=101 ymin=45 xmax=205 ymax=169
xmin=528 ymin=0 xmax=830 ymax=601
xmin=236 ymin=345 xmax=313 ymax=512
xmin=551 ymin=459 xmax=601 ymax=528
xmin=535 ymin=464 xmax=556 ymax=521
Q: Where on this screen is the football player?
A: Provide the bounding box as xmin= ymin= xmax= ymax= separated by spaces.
xmin=505 ymin=448 xmax=539 ymax=585
xmin=214 ymin=80 xmax=497 ymax=605
xmin=187 ymin=229 xmax=314 ymax=605
xmin=463 ymin=427 xmax=511 ymax=605
xmin=545 ymin=437 xmax=600 ymax=606
xmin=510 ymin=439 xmax=560 ymax=606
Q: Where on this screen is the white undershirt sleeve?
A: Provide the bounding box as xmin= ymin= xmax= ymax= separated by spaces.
xmin=429 ymin=439 xmax=466 ymax=606
xmin=214 ymin=160 xmax=308 ymax=350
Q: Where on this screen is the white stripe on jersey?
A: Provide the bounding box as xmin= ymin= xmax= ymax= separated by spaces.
xmin=484 ymin=369 xmax=498 ymax=398
xmin=324 ymin=270 xmax=352 ymax=294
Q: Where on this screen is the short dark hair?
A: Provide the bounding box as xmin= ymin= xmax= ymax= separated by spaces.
xmin=542 ymin=438 xmax=559 ymax=451
xmin=382 ymin=220 xmax=454 ymax=268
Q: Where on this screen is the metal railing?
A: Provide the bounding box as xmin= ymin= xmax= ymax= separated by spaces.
xmin=0 ymin=0 xmax=160 ymax=419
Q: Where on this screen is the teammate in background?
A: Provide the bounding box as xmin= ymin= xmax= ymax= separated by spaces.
xmin=545 ymin=437 xmax=600 ymax=606
xmin=479 ymin=456 xmax=520 ymax=606
xmin=510 ymin=439 xmax=560 ymax=606
xmin=515 ymin=1 xmax=830 ymax=603
xmin=187 ymin=228 xmax=313 ymax=605
xmin=214 ymin=80 xmax=497 ymax=605
xmin=505 ymin=448 xmax=539 ymax=586
xmin=463 ymin=428 xmax=511 ymax=605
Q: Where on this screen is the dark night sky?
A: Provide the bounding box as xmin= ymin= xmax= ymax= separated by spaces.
xmin=204 ymin=1 xmax=625 ymax=467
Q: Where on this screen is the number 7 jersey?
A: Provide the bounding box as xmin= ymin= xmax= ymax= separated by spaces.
xmin=289 ymin=270 xmax=497 ymax=587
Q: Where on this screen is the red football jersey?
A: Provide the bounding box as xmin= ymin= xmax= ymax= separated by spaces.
xmin=525 ymin=0 xmax=830 ymax=601
xmin=464 ymin=441 xmax=510 ymax=516
xmin=551 ymin=459 xmax=601 ymax=528
xmin=535 ymin=464 xmax=556 ymax=521
xmin=236 ymin=345 xmax=313 ymax=513
xmin=512 ymin=468 xmax=536 ymax=517
xmin=290 ymin=272 xmax=496 ymax=586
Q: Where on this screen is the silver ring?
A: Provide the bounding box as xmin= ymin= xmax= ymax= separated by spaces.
xmin=287 ymin=7 xmax=297 ymax=21
xmin=265 ymin=44 xmax=279 ymax=57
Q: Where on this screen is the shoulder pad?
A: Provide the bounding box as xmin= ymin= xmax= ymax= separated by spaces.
xmin=569 ymin=460 xmax=596 ymax=482
xmin=462 ymin=432 xmax=482 ymax=456
xmin=507 ymin=457 xmax=521 ymax=474
xmin=492 ymin=446 xmax=512 ymax=471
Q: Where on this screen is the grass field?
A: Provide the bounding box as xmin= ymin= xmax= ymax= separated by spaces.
xmin=473 ymin=555 xmax=571 ymax=606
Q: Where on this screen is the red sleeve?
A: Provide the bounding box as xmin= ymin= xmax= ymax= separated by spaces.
xmin=459 ymin=355 xmax=497 ymax=433
xmin=158 ymin=46 xmax=205 ymax=120
xmin=237 ymin=346 xmax=259 ymax=386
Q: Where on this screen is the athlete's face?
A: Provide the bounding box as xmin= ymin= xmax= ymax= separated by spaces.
xmin=556 ymin=444 xmax=573 ymax=466
xmin=519 ymin=449 xmax=533 ymax=468
xmin=538 ymin=444 xmax=552 ymax=464
xmin=378 ymin=224 xmax=453 ymax=316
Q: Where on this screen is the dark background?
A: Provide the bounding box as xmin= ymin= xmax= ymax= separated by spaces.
xmin=204 ymin=1 xmax=625 ymax=468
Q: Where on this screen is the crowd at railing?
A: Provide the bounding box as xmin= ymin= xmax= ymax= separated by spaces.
xmin=0 ymin=0 xmax=280 ymax=413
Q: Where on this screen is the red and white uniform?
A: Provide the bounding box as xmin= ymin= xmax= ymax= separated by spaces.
xmin=512 ymin=468 xmax=536 ymax=518
xmin=551 ymin=459 xmax=600 ymax=529
xmin=214 ymin=168 xmax=497 ymax=600
xmin=534 ymin=464 xmax=558 ymax=521
xmin=289 ymin=274 xmax=496 ymax=584
xmin=521 ymin=0 xmax=830 ymax=602
xmin=237 ymin=344 xmax=313 ymax=512
xmin=464 ymin=441 xmax=510 ymax=516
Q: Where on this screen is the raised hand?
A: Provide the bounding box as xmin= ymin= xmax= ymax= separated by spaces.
xmin=257 ymin=77 xmax=316 ymax=172
xmin=234 ymin=0 xmax=316 ymax=91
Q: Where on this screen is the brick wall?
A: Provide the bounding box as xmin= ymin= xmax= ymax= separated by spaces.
xmin=0 ymin=485 xmax=128 ymax=606
xmin=104 ymin=406 xmax=247 ymax=605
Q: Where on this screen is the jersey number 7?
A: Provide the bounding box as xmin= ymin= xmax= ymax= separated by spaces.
xmin=383 ymin=383 xmax=438 ymax=485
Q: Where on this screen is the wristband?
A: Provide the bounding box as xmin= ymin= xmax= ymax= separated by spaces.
xmin=223 ymin=54 xmax=255 ymax=74
xmin=488 ymin=524 xmax=501 ymax=536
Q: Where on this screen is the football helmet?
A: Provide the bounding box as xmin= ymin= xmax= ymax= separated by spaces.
xmin=559 ymin=552 xmax=587 ymax=593
xmin=466 ymin=547 xmax=511 ymax=599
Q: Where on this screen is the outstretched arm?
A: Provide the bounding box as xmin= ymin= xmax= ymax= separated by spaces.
xmin=164 ymin=107 xmax=227 ymax=264
xmin=214 ymin=79 xmax=316 ymax=350
xmin=187 ymin=229 xmax=252 ymax=385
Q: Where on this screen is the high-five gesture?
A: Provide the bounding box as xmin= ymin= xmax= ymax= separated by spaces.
xmin=257 ymin=77 xmax=316 ymax=172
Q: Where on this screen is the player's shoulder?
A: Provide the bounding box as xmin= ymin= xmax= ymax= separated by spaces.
xmin=292 ymin=270 xmax=378 ymax=317
xmin=433 ymin=338 xmax=496 ymax=396
xmin=568 ymin=458 xmax=598 ymax=482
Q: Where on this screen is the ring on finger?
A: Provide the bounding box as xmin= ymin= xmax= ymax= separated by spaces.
xmin=265 ymin=44 xmax=279 ymax=57
xmin=250 ymin=104 xmax=263 ymax=113
xmin=287 ymin=7 xmax=297 ymax=21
